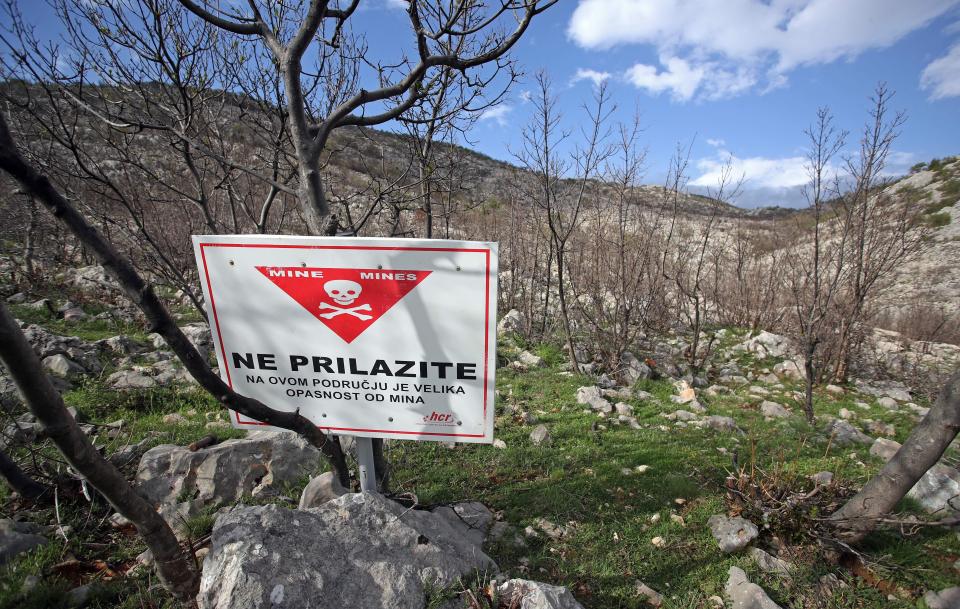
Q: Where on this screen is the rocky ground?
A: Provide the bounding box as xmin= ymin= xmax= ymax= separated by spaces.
xmin=1 ymin=285 xmax=959 ymax=607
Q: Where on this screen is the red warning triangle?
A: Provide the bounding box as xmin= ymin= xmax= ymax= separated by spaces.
xmin=256 ymin=267 xmax=431 ymax=343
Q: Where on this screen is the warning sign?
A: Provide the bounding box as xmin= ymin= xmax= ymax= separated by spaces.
xmin=192 ymin=235 xmax=498 ymax=443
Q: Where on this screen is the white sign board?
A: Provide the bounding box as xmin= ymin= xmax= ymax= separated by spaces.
xmin=192 ymin=235 xmax=498 ymax=443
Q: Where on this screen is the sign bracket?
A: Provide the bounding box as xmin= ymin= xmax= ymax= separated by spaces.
xmin=355 ymin=436 xmax=377 ymax=493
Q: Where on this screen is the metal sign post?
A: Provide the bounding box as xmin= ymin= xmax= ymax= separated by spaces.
xmin=355 ymin=436 xmax=377 ymax=493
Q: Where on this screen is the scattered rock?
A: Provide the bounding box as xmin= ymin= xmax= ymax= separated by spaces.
xmin=855 ymin=379 xmax=911 ymax=403
xmin=530 ymin=425 xmax=550 ymax=446
xmin=825 ymin=384 xmax=844 ymax=395
xmin=650 ymin=536 xmax=666 ymax=548
xmin=810 ymin=471 xmax=834 ymax=486
xmin=198 ymin=493 xmax=495 ymax=609
xmin=575 ymin=386 xmax=612 ymax=413
xmin=298 ymin=472 xmax=347 ymax=510
xmin=876 ymin=397 xmax=898 ymax=410
xmin=517 ymin=350 xmax=546 ymax=369
xmin=698 ymin=415 xmax=740 ymax=433
xmin=497 ymin=309 xmax=525 ymax=337
xmin=760 ymin=401 xmax=790 ymax=419
xmin=493 ymin=439 xmax=507 ymax=450
xmin=869 ymin=438 xmax=960 ymax=513
xmin=707 ymin=515 xmax=758 ymax=554
xmin=107 ymin=369 xmax=158 ymax=390
xmin=42 ymin=354 xmax=86 ymax=379
xmin=838 ymin=408 xmax=854 ymax=420
xmin=672 ymin=380 xmax=697 ymax=404
xmin=725 ymin=566 xmax=783 ymax=609
xmin=67 ymin=583 xmax=94 ymax=607
xmin=614 ymin=402 xmax=634 ymax=416
xmin=924 ymin=587 xmax=960 ymax=609
xmin=6 ymin=292 xmax=26 ymax=304
xmin=634 ymin=581 xmax=664 ymax=607
xmin=749 ymin=547 xmax=793 ymax=576
xmin=665 ymin=409 xmax=698 ymax=422
xmin=620 ymin=351 xmax=651 ymax=385
xmin=162 ymin=413 xmax=187 ymax=424
xmin=736 ymin=331 xmax=796 ymax=359
xmin=823 ymin=420 xmax=871 ymax=446
xmin=0 ymin=519 xmax=47 ymax=565
xmin=497 ymin=578 xmax=586 ymax=609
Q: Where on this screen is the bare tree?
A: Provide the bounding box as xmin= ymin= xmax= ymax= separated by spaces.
xmin=831 ymin=84 xmax=923 ymax=382
xmin=788 ymin=107 xmax=848 ymax=423
xmin=513 ymin=73 xmax=612 ymax=369
xmin=0 ymin=301 xmax=200 ymax=601
xmin=177 ymin=0 xmax=555 ymax=233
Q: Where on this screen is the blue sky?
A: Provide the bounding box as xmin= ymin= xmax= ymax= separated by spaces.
xmin=15 ymin=0 xmax=960 ymax=208
xmin=371 ymin=0 xmax=960 ymax=206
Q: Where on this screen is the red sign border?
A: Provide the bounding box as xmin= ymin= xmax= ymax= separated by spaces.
xmin=198 ymin=242 xmax=493 ymax=439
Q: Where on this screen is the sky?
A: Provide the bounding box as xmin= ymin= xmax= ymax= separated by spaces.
xmin=13 ymin=0 xmax=960 ymax=208
xmin=377 ymin=0 xmax=960 ymax=207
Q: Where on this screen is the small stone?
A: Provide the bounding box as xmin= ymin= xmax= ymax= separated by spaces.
xmin=162 ymin=413 xmax=187 ymax=424
xmin=708 ymin=515 xmax=758 ymax=553
xmin=670 ymin=513 xmax=685 ymax=527
xmin=749 ymin=547 xmax=793 ymax=576
xmin=838 ymin=408 xmax=854 ymax=420
xmin=760 ymin=401 xmax=790 ymax=419
xmin=635 ymin=581 xmax=664 ymax=607
xmin=67 ymin=584 xmax=93 ymax=608
xmin=649 ymin=513 xmax=661 ymax=523
xmin=195 ymin=547 xmax=210 ymax=562
xmin=651 ymin=536 xmax=666 ymax=548
xmin=42 ymin=354 xmax=86 ymax=378
xmin=529 ymin=425 xmax=550 ymax=446
xmin=877 ymin=397 xmax=898 ymax=410
xmin=109 ymin=513 xmax=132 ymax=529
xmin=614 ymin=402 xmax=634 ymax=416
xmin=825 ymin=384 xmax=844 ymax=395
xmin=517 ymin=350 xmax=545 ymax=368
xmin=493 ymin=439 xmax=507 ymax=449
xmin=810 ymin=471 xmax=834 ymax=486
xmin=635 ymin=465 xmax=650 ymax=474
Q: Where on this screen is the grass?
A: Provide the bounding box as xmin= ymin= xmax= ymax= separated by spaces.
xmin=0 ymin=320 xmax=956 ymax=607
xmin=7 ymin=303 xmax=150 ymax=343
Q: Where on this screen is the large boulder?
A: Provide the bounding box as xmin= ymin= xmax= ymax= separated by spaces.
xmin=735 ymin=331 xmax=796 ymax=360
xmin=497 ymin=309 xmax=525 ymax=337
xmin=497 ymin=579 xmax=586 ymax=609
xmin=869 ymin=438 xmax=960 ymax=514
xmin=431 ymin=502 xmax=494 ymax=548
xmin=149 ymin=323 xmax=214 ymax=360
xmin=0 ymin=519 xmax=47 ymax=565
xmin=197 ymin=493 xmax=496 ymax=609
xmin=136 ymin=431 xmax=321 ymax=523
xmin=620 ymin=351 xmax=651 ymax=385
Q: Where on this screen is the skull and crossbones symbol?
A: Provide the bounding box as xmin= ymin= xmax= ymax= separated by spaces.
xmin=319 ymin=280 xmax=372 ymax=320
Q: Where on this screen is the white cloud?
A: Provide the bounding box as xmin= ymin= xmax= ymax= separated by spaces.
xmin=384 ymin=0 xmax=407 ymax=9
xmin=921 ymin=42 xmax=960 ymax=99
xmin=569 ymin=0 xmax=959 ymax=100
xmin=624 ymin=56 xmax=703 ymax=101
xmin=519 ymin=90 xmax=532 ymax=103
xmin=570 ymin=68 xmax=612 ymax=86
xmin=706 ymin=138 xmax=726 ymax=148
xmin=691 ymin=151 xmax=815 ymax=190
xmin=479 ymin=104 xmax=512 ymax=126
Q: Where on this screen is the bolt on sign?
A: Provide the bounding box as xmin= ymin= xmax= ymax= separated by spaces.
xmin=192 ymin=235 xmax=498 ymax=443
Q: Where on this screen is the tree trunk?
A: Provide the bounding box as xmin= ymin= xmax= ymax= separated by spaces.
xmin=803 ymin=340 xmax=816 ymax=423
xmin=0 ymin=302 xmax=200 ymax=602
xmin=0 ymin=447 xmax=49 ymax=501
xmin=830 ymin=369 xmax=960 ymax=543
